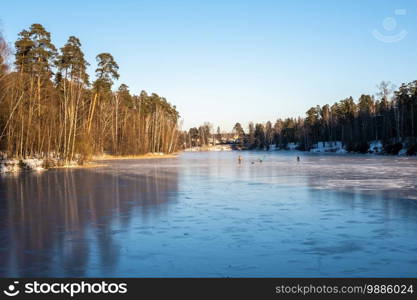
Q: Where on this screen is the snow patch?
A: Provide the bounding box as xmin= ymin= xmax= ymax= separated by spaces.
xmin=287 ymin=143 xmax=297 ymax=150
xmin=398 ymin=149 xmax=407 ymax=156
xmin=310 ymin=141 xmax=344 ymax=153
xmin=369 ymin=141 xmax=383 ymax=153
xmin=21 ymin=159 xmax=45 ymax=171
xmin=1 ymin=158 xmax=46 ymax=173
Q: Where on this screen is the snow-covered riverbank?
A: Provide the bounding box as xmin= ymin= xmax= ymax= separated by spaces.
xmin=0 ymin=157 xmax=84 ymax=173
xmin=0 ymin=158 xmax=46 ymax=173
xmin=308 ymin=141 xmax=347 ymax=153
xmin=282 ymin=140 xmax=414 ymax=156
xmin=0 ymin=152 xmax=177 ymax=174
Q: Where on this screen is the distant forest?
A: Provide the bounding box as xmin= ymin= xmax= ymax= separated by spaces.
xmin=0 ymin=24 xmax=180 ymax=164
xmin=184 ymin=81 xmax=417 ymax=155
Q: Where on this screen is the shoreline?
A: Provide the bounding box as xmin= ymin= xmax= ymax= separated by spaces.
xmin=93 ymin=153 xmax=179 ymax=161
xmin=0 ymin=153 xmax=179 ymax=174
xmin=51 ymin=162 xmax=108 ymax=169
xmin=184 ymin=145 xmax=233 ymax=152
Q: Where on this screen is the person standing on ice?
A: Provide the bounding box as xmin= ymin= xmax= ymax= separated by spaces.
xmin=297 ymin=156 xmax=300 ymax=162
xmin=238 ymin=155 xmax=243 ymax=164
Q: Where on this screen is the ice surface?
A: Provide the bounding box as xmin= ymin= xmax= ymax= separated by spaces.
xmin=0 ymin=151 xmax=417 ymax=277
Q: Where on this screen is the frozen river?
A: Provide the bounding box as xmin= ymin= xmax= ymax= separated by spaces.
xmin=1 ymin=151 xmax=417 ymax=277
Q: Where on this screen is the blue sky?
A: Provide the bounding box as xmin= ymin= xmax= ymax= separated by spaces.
xmin=1 ymin=0 xmax=417 ymax=130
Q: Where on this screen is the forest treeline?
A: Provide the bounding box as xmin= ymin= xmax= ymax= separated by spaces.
xmin=0 ymin=24 xmax=180 ymax=164
xmin=185 ymin=81 xmax=417 ymax=155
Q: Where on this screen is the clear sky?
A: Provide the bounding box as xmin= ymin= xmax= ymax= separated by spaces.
xmin=1 ymin=0 xmax=417 ymax=130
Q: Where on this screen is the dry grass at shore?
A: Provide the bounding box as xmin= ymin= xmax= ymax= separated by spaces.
xmin=52 ymin=162 xmax=108 ymax=169
xmin=93 ymin=153 xmax=178 ymax=161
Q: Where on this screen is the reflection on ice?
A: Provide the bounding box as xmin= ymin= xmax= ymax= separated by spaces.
xmin=0 ymin=164 xmax=179 ymax=277
xmin=0 ymin=152 xmax=417 ymax=277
